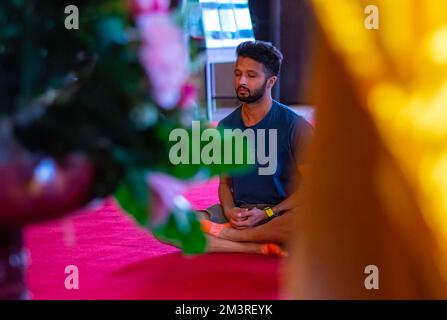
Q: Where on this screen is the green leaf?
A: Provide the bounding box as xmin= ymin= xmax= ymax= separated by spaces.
xmin=153 ymin=208 xmax=207 ymax=255
xmin=115 ymin=168 xmax=149 ymax=227
xmin=97 ymin=17 xmax=127 ymax=49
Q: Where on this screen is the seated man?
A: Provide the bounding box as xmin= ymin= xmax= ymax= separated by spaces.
xmin=199 ymin=41 xmax=313 ymax=257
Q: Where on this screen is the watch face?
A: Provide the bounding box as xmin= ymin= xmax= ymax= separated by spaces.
xmin=264 ymin=207 xmax=274 ymax=218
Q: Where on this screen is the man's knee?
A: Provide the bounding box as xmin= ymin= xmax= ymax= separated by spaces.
xmin=202 ymin=204 xmax=228 ymax=223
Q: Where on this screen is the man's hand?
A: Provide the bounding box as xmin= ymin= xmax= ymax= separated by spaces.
xmin=229 ymin=207 xmax=268 ymax=229
xmin=225 ymin=207 xmax=249 ymax=229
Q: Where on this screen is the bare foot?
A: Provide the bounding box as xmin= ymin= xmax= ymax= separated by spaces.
xmin=206 ymin=236 xmax=288 ymax=257
xmin=200 ymin=220 xmax=249 ymax=242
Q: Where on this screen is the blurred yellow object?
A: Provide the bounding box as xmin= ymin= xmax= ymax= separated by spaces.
xmin=286 ymin=0 xmax=447 ymax=298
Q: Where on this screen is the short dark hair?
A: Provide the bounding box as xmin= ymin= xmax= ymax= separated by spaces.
xmin=236 ymin=41 xmax=283 ymax=77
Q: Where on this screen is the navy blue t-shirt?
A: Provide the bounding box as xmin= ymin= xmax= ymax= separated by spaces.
xmin=218 ymin=100 xmax=313 ymax=206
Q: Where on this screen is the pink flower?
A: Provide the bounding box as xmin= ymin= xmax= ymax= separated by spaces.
xmin=179 ymin=82 xmax=197 ymax=109
xmin=136 ymin=11 xmax=189 ymax=109
xmin=147 ymin=173 xmax=191 ymax=227
xmin=131 ymin=0 xmax=170 ymax=16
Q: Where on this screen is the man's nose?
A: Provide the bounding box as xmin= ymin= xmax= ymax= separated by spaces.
xmin=237 ymin=75 xmax=248 ymax=86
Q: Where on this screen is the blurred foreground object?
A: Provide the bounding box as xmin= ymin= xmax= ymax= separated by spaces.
xmin=0 ymin=122 xmax=93 ymax=299
xmin=0 ymin=0 xmax=243 ymax=299
xmin=286 ymin=0 xmax=447 ymax=299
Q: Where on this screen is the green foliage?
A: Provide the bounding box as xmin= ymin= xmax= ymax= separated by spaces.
xmin=115 ymin=168 xmax=150 ymax=227
xmin=153 ymin=209 xmax=207 ymax=255
xmin=0 ymin=0 xmax=244 ymax=254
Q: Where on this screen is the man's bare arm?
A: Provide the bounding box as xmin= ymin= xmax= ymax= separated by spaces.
xmin=271 ymin=164 xmax=308 ymax=215
xmin=234 ymin=164 xmax=309 ymax=228
xmin=218 ymin=175 xmax=236 ymax=220
xmin=270 ymin=118 xmax=314 ymax=215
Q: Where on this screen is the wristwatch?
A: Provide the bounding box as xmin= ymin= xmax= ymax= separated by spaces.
xmin=264 ymin=207 xmax=275 ymax=219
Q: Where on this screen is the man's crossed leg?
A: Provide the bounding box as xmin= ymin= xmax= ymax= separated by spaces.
xmin=197 ymin=204 xmax=292 ymax=257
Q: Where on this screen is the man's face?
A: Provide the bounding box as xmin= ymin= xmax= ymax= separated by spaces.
xmin=234 ymin=57 xmax=271 ymax=104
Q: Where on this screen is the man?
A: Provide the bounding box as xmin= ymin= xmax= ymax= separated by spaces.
xmin=199 ymin=41 xmax=313 ymax=256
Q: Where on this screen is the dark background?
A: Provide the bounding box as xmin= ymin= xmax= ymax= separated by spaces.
xmin=248 ymin=0 xmax=315 ymax=105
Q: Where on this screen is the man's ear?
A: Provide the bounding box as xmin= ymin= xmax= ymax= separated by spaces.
xmin=267 ymin=76 xmax=278 ymax=88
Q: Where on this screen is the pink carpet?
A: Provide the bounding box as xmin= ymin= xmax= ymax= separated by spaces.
xmin=25 ymin=178 xmax=280 ymax=299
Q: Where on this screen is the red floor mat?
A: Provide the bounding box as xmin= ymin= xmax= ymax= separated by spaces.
xmin=25 ymin=179 xmax=281 ymax=299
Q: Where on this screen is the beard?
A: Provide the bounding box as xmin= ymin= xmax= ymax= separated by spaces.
xmin=236 ymin=80 xmax=268 ymax=104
